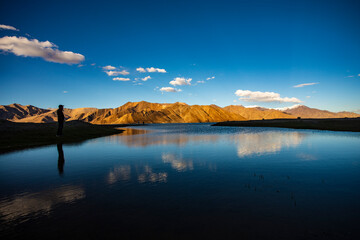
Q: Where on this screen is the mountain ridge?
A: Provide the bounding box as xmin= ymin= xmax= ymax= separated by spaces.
xmin=0 ymin=102 xmax=359 ymax=124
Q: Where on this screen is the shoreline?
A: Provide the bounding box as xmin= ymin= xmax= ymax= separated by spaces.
xmin=2 ymin=118 xmax=360 ymax=154
xmin=212 ymin=118 xmax=360 ymax=132
xmin=0 ymin=120 xmax=128 ymax=154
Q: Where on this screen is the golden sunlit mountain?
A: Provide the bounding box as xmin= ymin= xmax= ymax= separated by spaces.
xmin=279 ymin=105 xmax=360 ymax=118
xmin=0 ymin=101 xmax=359 ymax=124
xmin=0 ymin=103 xmax=51 ymax=121
xmin=80 ymin=101 xmax=247 ymax=124
xmin=224 ymin=105 xmax=295 ymax=120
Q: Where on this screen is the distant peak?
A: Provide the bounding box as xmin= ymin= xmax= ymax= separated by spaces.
xmin=174 ymin=102 xmax=188 ymax=105
xmin=9 ymin=103 xmax=22 ymax=107
xmin=275 ymin=104 xmax=304 ymax=111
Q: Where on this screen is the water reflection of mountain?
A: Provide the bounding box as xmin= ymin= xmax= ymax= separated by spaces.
xmin=232 ymin=131 xmax=306 ymax=157
xmin=107 ymin=131 xmax=220 ymax=147
xmin=108 ymin=129 xmax=306 ymax=158
xmin=0 ymin=185 xmax=85 ymax=222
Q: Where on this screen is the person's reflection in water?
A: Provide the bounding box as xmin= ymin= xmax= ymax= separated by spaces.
xmin=57 ymin=143 xmax=65 ymax=176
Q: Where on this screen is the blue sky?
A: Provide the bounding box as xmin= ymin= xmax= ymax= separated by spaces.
xmin=1 ymin=0 xmax=359 ymax=112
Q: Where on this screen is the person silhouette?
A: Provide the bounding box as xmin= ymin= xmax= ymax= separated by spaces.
xmin=57 ymin=143 xmax=65 ymax=176
xmin=56 ymin=105 xmax=65 ymax=136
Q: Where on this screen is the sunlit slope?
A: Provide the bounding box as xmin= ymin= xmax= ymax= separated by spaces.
xmin=1 ymin=102 xmax=359 ymax=124
xmin=224 ymin=105 xmax=295 ymax=120
xmin=81 ymin=101 xmax=247 ymax=124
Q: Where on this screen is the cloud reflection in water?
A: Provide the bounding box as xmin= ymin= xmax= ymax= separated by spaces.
xmin=107 ymin=165 xmax=131 ymax=184
xmin=0 ymin=185 xmax=85 ymax=223
xmin=232 ymin=131 xmax=305 ymax=157
xmin=162 ymin=153 xmax=194 ymax=172
xmin=137 ymin=165 xmax=167 ymax=183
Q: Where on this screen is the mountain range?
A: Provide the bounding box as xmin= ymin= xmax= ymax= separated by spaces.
xmin=0 ymin=102 xmax=359 ymax=124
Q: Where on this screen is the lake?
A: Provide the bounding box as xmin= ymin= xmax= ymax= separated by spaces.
xmin=1 ymin=123 xmax=360 ymax=239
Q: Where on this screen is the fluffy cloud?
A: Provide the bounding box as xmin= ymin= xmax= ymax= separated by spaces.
xmin=160 ymin=87 xmax=181 ymax=92
xmin=0 ymin=24 xmax=19 ymax=31
xmin=275 ymin=104 xmax=302 ymax=111
xmin=102 ymin=65 xmax=116 ymax=70
xmin=235 ymin=89 xmax=302 ymax=103
xmin=197 ymin=80 xmax=205 ymax=84
xmin=147 ymin=67 xmax=166 ymax=73
xmin=113 ymin=77 xmax=130 ymax=81
xmin=137 ymin=67 xmax=166 ymax=73
xmin=170 ymin=77 xmax=192 ymax=86
xmin=136 ymin=67 xmax=146 ymax=73
xmin=206 ymin=76 xmax=215 ymax=80
xmin=142 ymin=76 xmax=151 ymax=81
xmin=293 ymin=82 xmax=319 ymax=88
xmin=244 ymin=105 xmax=260 ymax=108
xmin=0 ymin=36 xmax=84 ymax=64
xmin=105 ymin=70 xmax=129 ymax=76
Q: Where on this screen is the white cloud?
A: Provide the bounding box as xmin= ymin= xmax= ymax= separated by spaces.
xmin=233 ymin=100 xmax=237 ymax=103
xmin=244 ymin=105 xmax=260 ymax=108
xmin=137 ymin=67 xmax=166 ymax=73
xmin=197 ymin=80 xmax=205 ymax=84
xmin=345 ymin=75 xmax=354 ymax=78
xmin=293 ymin=82 xmax=319 ymax=88
xmin=63 ymin=91 xmax=68 ymax=94
xmin=235 ymin=89 xmax=302 ymax=103
xmin=113 ymin=77 xmax=130 ymax=81
xmin=91 ymin=63 xmax=96 ymax=66
xmin=160 ymin=87 xmax=181 ymax=92
xmin=358 ymin=74 xmax=360 ymax=77
xmin=105 ymin=70 xmax=129 ymax=76
xmin=275 ymin=104 xmax=302 ymax=111
xmin=146 ymin=67 xmax=166 ymax=73
xmin=136 ymin=67 xmax=146 ymax=73
xmin=0 ymin=24 xmax=19 ymax=31
xmin=170 ymin=77 xmax=192 ymax=86
xmin=0 ymin=36 xmax=84 ymax=64
xmin=102 ymin=65 xmax=116 ymax=70
xmin=206 ymin=76 xmax=215 ymax=80
xmin=306 ymin=96 xmax=311 ymax=98
xmin=142 ymin=76 xmax=151 ymax=81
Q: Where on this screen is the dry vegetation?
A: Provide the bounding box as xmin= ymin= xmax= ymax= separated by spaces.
xmin=213 ymin=118 xmax=360 ymax=132
xmin=0 ymin=120 xmax=125 ymax=154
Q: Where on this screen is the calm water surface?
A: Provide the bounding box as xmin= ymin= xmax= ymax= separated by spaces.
xmin=1 ymin=124 xmax=360 ymax=239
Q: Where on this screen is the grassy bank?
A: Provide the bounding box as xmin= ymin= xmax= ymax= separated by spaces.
xmin=0 ymin=120 xmax=126 ymax=154
xmin=212 ymin=118 xmax=360 ymax=132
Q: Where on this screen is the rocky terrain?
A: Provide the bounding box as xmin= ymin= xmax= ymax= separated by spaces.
xmin=0 ymin=102 xmax=359 ymax=124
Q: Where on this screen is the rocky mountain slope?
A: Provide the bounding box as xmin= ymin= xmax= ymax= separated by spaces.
xmin=279 ymin=105 xmax=360 ymax=118
xmin=0 ymin=103 xmax=51 ymax=121
xmin=0 ymin=102 xmax=358 ymax=124
xmin=80 ymin=101 xmax=247 ymax=124
xmin=0 ymin=102 xmax=246 ymax=124
xmin=224 ymin=105 xmax=295 ymax=120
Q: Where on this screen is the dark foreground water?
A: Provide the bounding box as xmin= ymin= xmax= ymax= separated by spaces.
xmin=1 ymin=124 xmax=360 ymax=239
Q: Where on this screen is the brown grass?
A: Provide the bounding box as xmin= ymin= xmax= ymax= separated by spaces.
xmin=212 ymin=118 xmax=360 ymax=132
xmin=0 ymin=120 xmax=126 ymax=154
